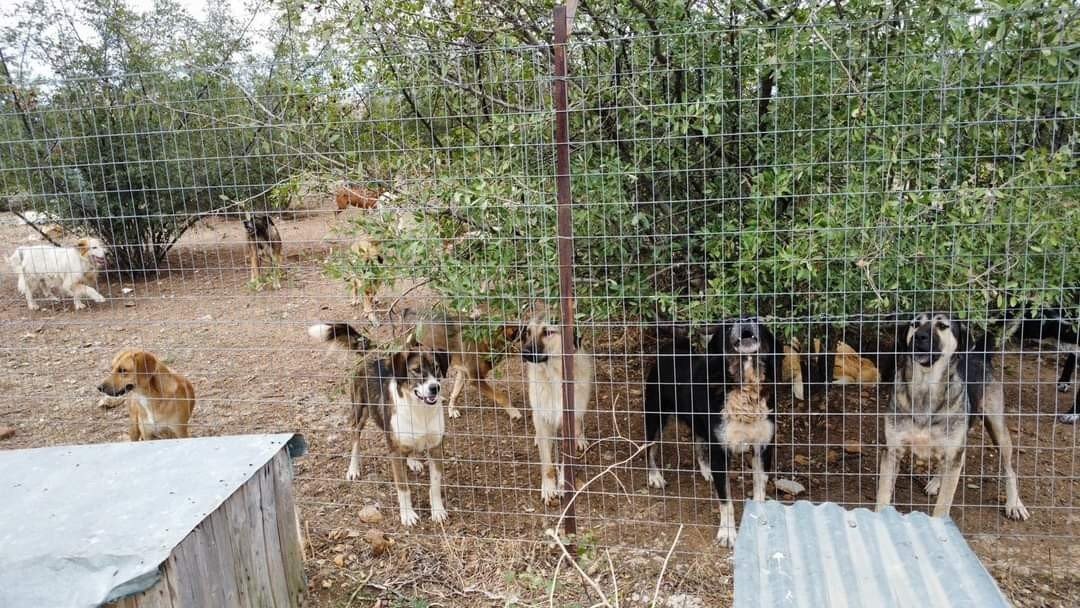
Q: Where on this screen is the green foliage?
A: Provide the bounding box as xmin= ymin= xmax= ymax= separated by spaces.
xmin=328 ymin=0 xmax=1079 ymax=330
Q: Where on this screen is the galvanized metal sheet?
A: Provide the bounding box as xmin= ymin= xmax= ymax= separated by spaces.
xmin=0 ymin=433 xmax=303 ymax=608
xmin=735 ymin=500 xmax=1009 ymax=608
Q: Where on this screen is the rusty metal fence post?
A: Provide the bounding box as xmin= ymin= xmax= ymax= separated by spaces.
xmin=552 ymin=3 xmax=578 ymax=538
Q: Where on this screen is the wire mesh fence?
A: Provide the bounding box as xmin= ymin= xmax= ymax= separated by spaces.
xmin=1 ymin=2 xmax=1078 ymax=602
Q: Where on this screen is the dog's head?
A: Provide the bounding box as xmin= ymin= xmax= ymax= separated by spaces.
xmin=905 ymin=312 xmax=962 ymax=367
xmin=390 ymin=340 xmax=445 ymax=405
xmin=242 ymin=214 xmax=268 ymax=238
xmin=77 ymin=238 xmax=107 ymax=267
xmin=98 ymin=349 xmax=159 ymax=396
xmin=519 ymin=311 xmax=580 ymax=364
xmin=709 ymin=316 xmax=770 ymax=356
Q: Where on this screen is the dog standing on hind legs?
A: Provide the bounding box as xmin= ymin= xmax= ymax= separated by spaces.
xmin=520 ymin=312 xmax=593 ymax=506
xmin=309 ymin=322 xmax=451 ymax=526
xmin=876 ymin=312 xmax=1029 ymax=521
xmin=243 ymin=213 xmax=283 ymax=286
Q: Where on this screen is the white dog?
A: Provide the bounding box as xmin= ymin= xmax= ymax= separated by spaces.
xmin=9 ymin=238 xmax=108 ymax=310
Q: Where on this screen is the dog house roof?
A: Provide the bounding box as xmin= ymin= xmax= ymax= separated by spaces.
xmin=734 ymin=500 xmax=1009 ymax=608
xmin=0 ymin=433 xmax=306 ymax=608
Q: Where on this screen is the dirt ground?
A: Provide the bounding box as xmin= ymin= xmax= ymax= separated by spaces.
xmin=1 ymin=211 xmax=1077 ymax=607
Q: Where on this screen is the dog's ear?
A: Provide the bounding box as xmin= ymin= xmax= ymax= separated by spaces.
xmin=433 ymin=350 xmax=451 ymax=378
xmin=706 ymin=326 xmax=726 ymax=355
xmin=391 ymin=351 xmax=409 ymax=379
xmin=76 ymin=238 xmax=90 ymax=257
xmin=132 ymin=351 xmax=159 ymax=380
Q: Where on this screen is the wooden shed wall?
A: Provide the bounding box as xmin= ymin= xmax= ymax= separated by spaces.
xmin=109 ymin=449 xmax=307 ymax=608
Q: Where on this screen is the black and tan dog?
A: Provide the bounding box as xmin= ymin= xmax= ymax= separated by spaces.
xmin=643 ymin=317 xmax=781 ymax=546
xmin=309 ymin=322 xmax=450 ymax=526
xmin=242 ymin=213 xmax=283 ymax=285
xmin=876 ymin=312 xmax=1029 ymax=521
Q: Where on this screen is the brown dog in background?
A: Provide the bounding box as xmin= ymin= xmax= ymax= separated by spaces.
xmin=97 ymin=349 xmax=196 ymax=441
xmin=335 ymin=182 xmax=385 ymax=214
xmin=418 ymin=316 xmax=520 ymax=420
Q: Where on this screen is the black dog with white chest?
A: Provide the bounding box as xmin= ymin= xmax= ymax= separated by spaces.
xmin=643 ymin=317 xmax=781 ymax=546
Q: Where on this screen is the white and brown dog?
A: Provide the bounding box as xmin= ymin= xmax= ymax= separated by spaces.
xmin=519 ymin=311 xmax=594 ymax=506
xmin=310 ymin=322 xmax=451 ymax=526
xmin=9 ymin=237 xmax=108 ymax=310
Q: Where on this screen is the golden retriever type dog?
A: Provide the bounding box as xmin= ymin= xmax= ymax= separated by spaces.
xmin=876 ymin=313 xmax=1028 ymax=520
xmin=309 ymin=322 xmax=451 ymax=526
xmin=520 ymin=311 xmax=594 ymax=505
xmin=97 ymin=349 xmax=196 ymax=441
xmin=9 ymin=237 xmax=108 ymax=310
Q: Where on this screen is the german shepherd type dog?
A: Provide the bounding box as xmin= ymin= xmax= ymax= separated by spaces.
xmin=309 ymin=322 xmax=451 ymax=526
xmin=1012 ymin=308 xmax=1079 ymax=423
xmin=644 ymin=317 xmax=781 ymax=546
xmin=418 ymin=315 xmax=520 ymax=420
xmin=242 ymin=213 xmax=283 ymax=285
xmin=876 ymin=313 xmax=1029 ymax=520
xmin=520 ymin=311 xmax=594 ymax=506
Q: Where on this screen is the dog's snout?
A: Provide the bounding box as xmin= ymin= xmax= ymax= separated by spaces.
xmin=97 ymin=383 xmax=107 ymax=394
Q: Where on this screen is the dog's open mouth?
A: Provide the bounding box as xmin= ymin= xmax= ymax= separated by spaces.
xmin=415 ymin=389 xmax=439 ymax=405
xmin=98 ymin=383 xmax=132 ymax=397
xmin=734 ymin=338 xmax=760 ymax=354
xmin=913 ymin=352 xmax=935 ymax=366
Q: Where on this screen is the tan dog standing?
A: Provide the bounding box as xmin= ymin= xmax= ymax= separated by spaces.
xmin=98 ymin=350 xmax=196 ymax=441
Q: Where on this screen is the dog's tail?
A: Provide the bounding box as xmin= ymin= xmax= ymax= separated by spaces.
xmin=308 ymin=323 xmax=370 ymax=352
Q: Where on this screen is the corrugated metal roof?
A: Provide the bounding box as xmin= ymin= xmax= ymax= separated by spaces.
xmin=0 ymin=433 xmax=305 ymax=608
xmin=734 ymin=501 xmax=1009 ymax=608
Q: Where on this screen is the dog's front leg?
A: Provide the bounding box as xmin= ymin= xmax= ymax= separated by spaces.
xmin=751 ymin=444 xmax=768 ymax=502
xmin=708 ymin=444 xmax=737 ymax=547
xmin=446 ymin=368 xmax=466 ymax=419
xmin=249 ymin=245 xmax=260 ymax=282
xmin=535 ymin=418 xmax=560 ymax=505
xmin=574 ymin=414 xmax=587 ymax=452
xmin=931 ymin=450 xmax=965 ymax=519
xmin=428 ymin=444 xmax=448 ymax=522
xmin=74 ymin=284 xmax=105 ymax=306
xmin=875 ymin=446 xmax=901 ymax=512
xmin=389 ymin=453 xmax=419 ymax=526
xmin=983 ymin=412 xmax=1030 ymax=520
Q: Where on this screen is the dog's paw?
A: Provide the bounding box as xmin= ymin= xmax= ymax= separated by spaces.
xmin=407 ymin=458 xmax=424 ymax=474
xmin=400 ymin=508 xmax=420 ymax=527
xmin=27 ymin=302 xmax=40 ymax=311
xmin=1005 ymin=501 xmax=1030 ymax=521
xmin=647 ymin=469 xmax=667 ymax=489
xmin=1058 ymin=412 xmax=1079 ymax=424
xmin=430 ymin=506 xmax=448 ymax=523
xmin=346 ymin=466 xmax=361 ymax=481
xmin=575 ymin=436 xmax=588 ymax=452
xmin=698 ymin=463 xmax=714 ymax=482
xmin=924 ymin=476 xmax=941 ymax=497
xmin=541 ymin=480 xmax=562 ymax=506
xmin=447 ymin=407 xmax=461 ymax=419
xmin=1059 ymin=382 xmax=1072 ymax=393
xmin=504 ymin=406 xmax=523 ymax=421
xmin=74 ymin=301 xmax=86 ymax=310
xmin=715 ymin=525 xmax=738 ymax=548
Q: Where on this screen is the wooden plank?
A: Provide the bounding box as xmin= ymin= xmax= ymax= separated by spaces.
xmin=241 ymin=469 xmax=276 ymax=605
xmin=255 ymin=457 xmax=290 ymax=607
xmin=270 ymin=451 xmax=307 ymax=604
